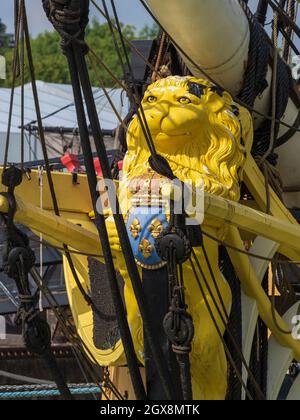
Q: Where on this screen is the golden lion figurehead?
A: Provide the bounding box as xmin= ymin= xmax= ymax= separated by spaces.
xmin=125 ymin=76 xmax=253 ymax=201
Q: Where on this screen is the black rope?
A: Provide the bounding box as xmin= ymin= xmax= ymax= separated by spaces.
xmin=25 ymin=0 xmax=121 ymax=362
xmin=220 ymin=247 xmax=243 ymax=401
xmin=188 ymin=257 xmax=255 ymax=401
xmin=45 ymin=0 xmax=183 ymax=399
xmin=3 ymin=0 xmax=22 ymax=172
xmin=190 ymin=247 xmax=266 ymax=400
xmin=283 ymin=0 xmax=297 ymax=60
xmin=105 ymin=1 xmax=268 ymax=400
xmin=247 ymin=273 xmax=268 ymax=399
xmin=29 ymin=268 xmax=117 ymax=400
xmin=266 ymin=0 xmax=300 ymax=38
xmin=237 ymin=2 xmax=292 ymax=165
xmin=106 ymin=0 xmax=176 ymax=180
xmin=105 ymin=2 xmax=195 ymax=395
xmin=256 ymin=0 xmax=269 ymax=25
xmin=159 ymin=239 xmax=194 ymax=400
xmin=42 ymin=0 xmax=153 ymax=401
xmin=20 ymin=4 xmax=116 ymax=398
xmin=0 ymin=200 xmax=73 ymax=400
xmin=67 ymin=49 xmax=147 ymax=400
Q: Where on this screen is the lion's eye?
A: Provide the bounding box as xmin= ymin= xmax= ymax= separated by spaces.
xmin=178 ymin=97 xmax=191 ymax=105
xmin=147 ymin=96 xmax=157 ymax=103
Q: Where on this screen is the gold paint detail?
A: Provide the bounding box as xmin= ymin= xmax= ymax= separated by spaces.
xmin=148 ymin=219 xmax=164 ymax=239
xmin=138 ymin=239 xmax=153 ymax=259
xmin=129 ymin=218 xmax=141 ymax=240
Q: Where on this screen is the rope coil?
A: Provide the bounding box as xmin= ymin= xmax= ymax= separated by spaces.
xmin=238 ymin=1 xmax=292 ymax=165
xmin=42 ymin=0 xmax=89 ymax=53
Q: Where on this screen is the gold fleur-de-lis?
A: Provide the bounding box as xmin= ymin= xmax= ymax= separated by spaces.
xmin=129 ymin=218 xmax=141 ymax=240
xmin=148 ymin=219 xmax=163 ymax=239
xmin=138 ymin=239 xmax=153 ymax=259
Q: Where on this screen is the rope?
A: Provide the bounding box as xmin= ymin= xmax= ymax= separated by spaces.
xmin=43 ymin=0 xmax=149 ymax=400
xmin=238 ymin=1 xmax=291 ymax=166
xmin=87 ymin=54 xmax=127 ymax=129
xmin=29 ymin=268 xmax=118 ymax=401
xmin=220 ymin=247 xmax=242 ymax=400
xmin=271 ymin=258 xmax=292 ymax=334
xmin=202 ymin=230 xmax=300 ymax=265
xmin=28 ymin=235 xmax=109 ymax=259
xmin=238 ymin=18 xmax=269 ymax=111
xmin=190 ymin=248 xmax=266 ymax=400
xmin=0 ymin=383 xmax=98 ymax=392
xmin=38 ymin=166 xmax=44 ymax=312
xmin=266 ymin=0 xmax=300 ymax=38
xmin=283 ymin=0 xmax=296 ymax=60
xmin=0 ymin=370 xmax=53 ymax=385
xmin=20 ymin=0 xmax=25 ymax=171
xmin=188 ymin=257 xmax=255 ymax=401
xmin=0 ymin=386 xmax=101 ymax=400
xmin=23 ymin=4 xmax=120 ymax=364
xmin=256 ymin=0 xmax=269 ymax=25
xmin=9 ymin=6 xmax=119 ymax=400
xmin=108 ymin=0 xmax=158 ymax=159
xmin=42 ymin=0 xmax=89 ymax=54
xmin=91 ymin=0 xmax=162 ymax=79
xmin=58 ymin=0 xmax=181 ymax=399
xmin=152 ymin=32 xmax=167 ymax=82
xmin=3 ymin=0 xmax=22 ymax=171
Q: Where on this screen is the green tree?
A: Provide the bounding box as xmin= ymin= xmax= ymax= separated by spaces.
xmin=138 ymin=23 xmax=159 ymax=40
xmin=0 ymin=19 xmax=6 ymax=34
xmin=0 ymin=19 xmax=158 ymax=88
xmin=0 ymin=19 xmax=8 ymax=52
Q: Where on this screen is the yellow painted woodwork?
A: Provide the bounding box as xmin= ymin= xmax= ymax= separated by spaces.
xmin=1 ymin=76 xmax=300 ymax=400
xmin=0 ymin=170 xmax=94 ymax=213
xmin=226 ymin=227 xmax=300 ymax=360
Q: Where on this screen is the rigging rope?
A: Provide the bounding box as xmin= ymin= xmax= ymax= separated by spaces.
xmin=29 ymin=268 xmax=117 ymax=400
xmin=0 ymin=191 xmax=73 ymax=400
xmin=95 ymin=0 xmax=292 ymax=395
xmin=3 ymin=0 xmax=22 ymax=171
xmin=283 ymin=0 xmax=297 ymax=61
xmin=91 ymin=0 xmax=162 ymax=79
xmin=201 ymin=229 xmax=300 ymax=265
xmin=188 ymin=257 xmax=255 ymax=401
xmin=190 ymin=246 xmax=266 ymax=400
xmin=23 ymin=1 xmax=123 ymax=377
xmin=1 ymin=1 xmax=122 ymax=401
xmin=4 ymin=0 xmax=298 ymax=404
xmin=43 ymin=0 xmax=149 ymax=401
xmin=0 ymin=385 xmax=101 ymax=400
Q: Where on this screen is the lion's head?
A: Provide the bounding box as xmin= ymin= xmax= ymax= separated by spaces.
xmin=124 ymin=76 xmax=253 ymax=202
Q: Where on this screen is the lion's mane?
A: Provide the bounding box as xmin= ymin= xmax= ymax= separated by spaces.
xmin=123 ymin=76 xmax=253 ymax=202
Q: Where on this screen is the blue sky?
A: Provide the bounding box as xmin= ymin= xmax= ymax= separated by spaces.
xmin=1 ymin=0 xmax=299 ymax=44
xmin=1 ymin=0 xmax=154 ymax=37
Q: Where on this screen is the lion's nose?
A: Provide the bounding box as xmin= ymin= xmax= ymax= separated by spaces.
xmin=147 ymin=105 xmax=169 ymax=129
